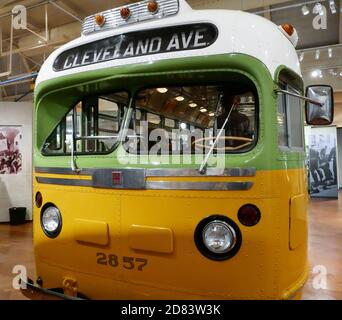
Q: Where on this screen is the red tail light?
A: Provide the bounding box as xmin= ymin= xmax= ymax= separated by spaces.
xmin=35 ymin=192 xmax=43 ymax=208
xmin=238 ymin=204 xmax=261 ymax=227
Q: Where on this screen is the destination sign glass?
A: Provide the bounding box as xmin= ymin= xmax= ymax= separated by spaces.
xmin=53 ymin=23 xmax=218 ymax=72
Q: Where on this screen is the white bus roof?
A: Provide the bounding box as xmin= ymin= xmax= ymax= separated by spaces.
xmin=36 ymin=0 xmax=301 ymax=87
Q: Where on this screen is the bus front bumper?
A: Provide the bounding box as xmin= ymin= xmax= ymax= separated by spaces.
xmin=20 ymin=278 xmax=83 ymax=300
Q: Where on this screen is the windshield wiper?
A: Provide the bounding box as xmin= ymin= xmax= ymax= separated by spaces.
xmin=198 ymin=104 xmax=236 ymax=175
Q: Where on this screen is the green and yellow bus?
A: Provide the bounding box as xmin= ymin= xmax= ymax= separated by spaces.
xmin=24 ymin=0 xmax=334 ymax=299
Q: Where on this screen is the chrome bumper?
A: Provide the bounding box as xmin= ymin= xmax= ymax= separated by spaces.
xmin=20 ymin=278 xmax=83 ymax=300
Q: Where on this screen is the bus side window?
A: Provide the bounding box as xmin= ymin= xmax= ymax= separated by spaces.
xmin=277 ymin=84 xmax=304 ymax=150
xmin=42 ymin=91 xmax=129 ymax=155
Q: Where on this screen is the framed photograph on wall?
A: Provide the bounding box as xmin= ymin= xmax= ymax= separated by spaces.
xmin=305 ymin=126 xmax=339 ymax=199
xmin=0 ymin=126 xmax=23 ymax=174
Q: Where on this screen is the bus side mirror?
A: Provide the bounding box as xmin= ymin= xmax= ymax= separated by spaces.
xmin=305 ymin=85 xmax=334 ymax=125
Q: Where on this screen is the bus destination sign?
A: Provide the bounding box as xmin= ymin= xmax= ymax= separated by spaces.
xmin=53 ymin=23 xmax=218 ymax=72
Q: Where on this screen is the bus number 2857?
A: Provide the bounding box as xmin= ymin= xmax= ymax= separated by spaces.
xmin=96 ymin=253 xmax=148 ymax=271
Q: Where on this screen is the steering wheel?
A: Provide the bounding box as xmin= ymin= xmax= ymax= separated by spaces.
xmin=193 ymin=136 xmax=253 ymax=151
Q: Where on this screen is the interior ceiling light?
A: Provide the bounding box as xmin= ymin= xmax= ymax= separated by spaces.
xmin=328 ymin=48 xmax=333 ymax=58
xmin=329 ymin=0 xmax=337 ymax=14
xmin=301 ymin=4 xmax=310 ymax=15
xmin=315 ymin=49 xmax=320 ymax=60
xmin=200 ymin=108 xmax=208 ymax=113
xmin=189 ymin=102 xmax=197 ymax=108
xmin=299 ymin=52 xmax=305 ymax=62
xmin=156 ymin=88 xmax=168 ymax=93
xmin=313 ymin=2 xmax=324 ymax=16
xmin=175 ymin=96 xmax=185 ymax=101
xmin=209 ymin=112 xmax=215 ymax=117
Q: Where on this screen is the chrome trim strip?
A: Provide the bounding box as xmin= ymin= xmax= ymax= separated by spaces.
xmin=145 ymin=181 xmax=253 ymax=191
xmin=36 ymin=177 xmax=93 ymax=187
xmin=35 ymin=167 xmax=94 ymax=175
xmin=36 ymin=176 xmax=253 ymax=191
xmin=35 ymin=167 xmax=256 ymax=177
xmin=146 ymin=168 xmax=256 ymax=177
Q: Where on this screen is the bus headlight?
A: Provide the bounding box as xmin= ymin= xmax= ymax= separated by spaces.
xmin=194 ymin=216 xmax=242 ymax=261
xmin=203 ymin=221 xmax=236 ymax=253
xmin=41 ymin=205 xmax=62 ymax=238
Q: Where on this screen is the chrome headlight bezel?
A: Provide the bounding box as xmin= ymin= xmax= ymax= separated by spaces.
xmin=40 ymin=204 xmax=62 ymax=238
xmin=194 ymin=215 xmax=242 ymax=261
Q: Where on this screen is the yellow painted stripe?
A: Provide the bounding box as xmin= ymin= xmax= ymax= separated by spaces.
xmin=34 ymin=173 xmax=92 ymax=181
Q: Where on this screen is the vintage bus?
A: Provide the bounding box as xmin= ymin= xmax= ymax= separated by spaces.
xmin=23 ymin=0 xmax=334 ymax=299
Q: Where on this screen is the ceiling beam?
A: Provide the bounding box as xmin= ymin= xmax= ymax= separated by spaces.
xmin=55 ymin=0 xmax=87 ymax=18
xmin=0 ymin=0 xmax=46 ymax=17
xmin=187 ymin=0 xmax=297 ymax=11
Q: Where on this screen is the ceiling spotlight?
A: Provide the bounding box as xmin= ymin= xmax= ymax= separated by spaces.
xmin=299 ymin=52 xmax=305 ymax=62
xmin=329 ymin=69 xmax=337 ymax=76
xmin=311 ymin=69 xmax=322 ymax=78
xmin=313 ymin=2 xmax=324 ymax=16
xmin=156 ymin=88 xmax=168 ymax=93
xmin=200 ymin=108 xmax=208 ymax=113
xmin=209 ymin=112 xmax=215 ymax=117
xmin=175 ymin=96 xmax=185 ymax=102
xmin=329 ymin=0 xmax=337 ymax=14
xmin=301 ymin=5 xmax=310 ymax=15
xmin=315 ymin=49 xmax=320 ymax=60
xmin=189 ymin=102 xmax=197 ymax=108
xmin=328 ymin=48 xmax=333 ymax=58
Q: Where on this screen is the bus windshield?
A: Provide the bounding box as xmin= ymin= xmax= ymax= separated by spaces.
xmin=42 ymin=82 xmax=258 ymax=157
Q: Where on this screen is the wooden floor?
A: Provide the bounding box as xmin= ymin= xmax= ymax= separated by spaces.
xmin=0 ymin=193 xmax=341 ymax=300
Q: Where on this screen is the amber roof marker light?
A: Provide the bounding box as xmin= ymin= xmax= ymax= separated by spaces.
xmin=278 ymin=23 xmax=298 ymax=47
xmin=120 ymin=7 xmax=131 ymax=20
xmin=281 ymin=23 xmax=294 ymax=36
xmin=148 ymin=0 xmax=159 ymax=14
xmin=95 ymin=14 xmax=105 ymax=27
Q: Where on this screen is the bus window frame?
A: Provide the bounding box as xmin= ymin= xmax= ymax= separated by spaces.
xmin=41 ymin=90 xmax=131 ymax=157
xmin=277 ymin=81 xmax=305 ymax=153
xmin=40 ymin=73 xmax=260 ymax=157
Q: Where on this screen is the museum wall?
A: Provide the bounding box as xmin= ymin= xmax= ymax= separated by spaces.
xmin=0 ymin=102 xmax=33 ymax=222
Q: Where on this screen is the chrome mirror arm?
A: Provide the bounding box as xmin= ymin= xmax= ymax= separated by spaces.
xmin=274 ymin=89 xmax=323 ymax=107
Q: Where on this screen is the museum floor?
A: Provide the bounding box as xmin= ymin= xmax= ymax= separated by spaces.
xmin=0 ymin=192 xmax=341 ymax=300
